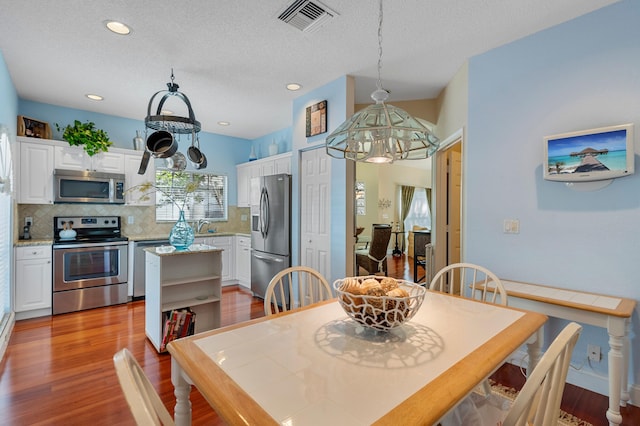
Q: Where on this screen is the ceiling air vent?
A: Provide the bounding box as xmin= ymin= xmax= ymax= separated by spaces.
xmin=277 ymin=0 xmax=337 ymax=33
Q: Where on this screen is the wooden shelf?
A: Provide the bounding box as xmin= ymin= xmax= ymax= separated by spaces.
xmin=162 ymin=296 xmax=221 ymax=312
xmin=145 ymin=249 xmax=223 ymax=352
xmin=161 ymin=275 xmax=221 ymax=287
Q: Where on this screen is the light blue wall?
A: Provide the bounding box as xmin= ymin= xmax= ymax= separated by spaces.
xmin=0 ymin=52 xmax=18 ymax=135
xmin=291 ymin=76 xmax=349 ymax=283
xmin=467 ymin=0 xmax=640 ymax=391
xmin=250 ymin=127 xmax=292 ymax=160
xmin=18 ymin=100 xmax=251 ymax=206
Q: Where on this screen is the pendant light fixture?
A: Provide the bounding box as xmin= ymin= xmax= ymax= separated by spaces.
xmin=325 ymin=0 xmax=439 ymax=163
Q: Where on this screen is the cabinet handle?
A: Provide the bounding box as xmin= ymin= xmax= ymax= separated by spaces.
xmin=32 ymin=251 xmax=38 ymax=255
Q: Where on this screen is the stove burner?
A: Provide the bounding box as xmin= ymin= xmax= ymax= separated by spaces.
xmin=53 ymin=215 xmax=127 ymax=245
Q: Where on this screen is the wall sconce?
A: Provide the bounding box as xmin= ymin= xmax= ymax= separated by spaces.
xmin=378 ymin=198 xmax=391 ymax=210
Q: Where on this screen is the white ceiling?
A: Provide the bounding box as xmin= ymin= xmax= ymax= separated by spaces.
xmin=0 ymin=0 xmax=619 ymax=140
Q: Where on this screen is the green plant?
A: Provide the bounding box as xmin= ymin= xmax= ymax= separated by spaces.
xmin=55 ymin=120 xmax=112 ymax=156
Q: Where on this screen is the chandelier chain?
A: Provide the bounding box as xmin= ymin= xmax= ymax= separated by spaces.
xmin=376 ymin=0 xmax=384 ymax=91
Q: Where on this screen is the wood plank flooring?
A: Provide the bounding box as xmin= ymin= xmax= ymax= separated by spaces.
xmin=0 ymin=255 xmax=637 ymax=425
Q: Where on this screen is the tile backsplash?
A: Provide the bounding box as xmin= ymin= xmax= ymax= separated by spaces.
xmin=17 ymin=204 xmax=250 ymax=240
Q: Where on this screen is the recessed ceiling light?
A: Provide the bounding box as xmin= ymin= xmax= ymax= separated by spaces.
xmin=217 ymin=121 xmax=230 ymax=126
xmin=105 ymin=20 xmax=131 ymax=35
xmin=86 ymin=94 xmax=103 ymax=101
xmin=286 ymin=83 xmax=302 ymax=91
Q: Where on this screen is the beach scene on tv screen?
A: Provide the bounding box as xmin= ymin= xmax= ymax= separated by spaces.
xmin=547 ymin=129 xmax=628 ymax=175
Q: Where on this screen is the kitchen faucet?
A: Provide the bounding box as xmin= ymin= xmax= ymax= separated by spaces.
xmin=196 ymin=219 xmax=210 ymax=233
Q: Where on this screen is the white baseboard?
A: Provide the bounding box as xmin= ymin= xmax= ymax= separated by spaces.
xmin=508 ymin=349 xmax=638 ymax=407
xmin=0 ymin=311 xmax=15 ymax=361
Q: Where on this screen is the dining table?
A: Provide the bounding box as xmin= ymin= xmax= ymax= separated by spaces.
xmin=167 ymin=291 xmax=547 ymax=426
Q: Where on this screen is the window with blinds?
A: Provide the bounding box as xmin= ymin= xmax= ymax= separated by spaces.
xmin=154 ymin=170 xmax=228 ymax=222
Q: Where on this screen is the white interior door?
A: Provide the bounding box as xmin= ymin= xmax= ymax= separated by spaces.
xmin=300 ymin=148 xmax=331 ymax=280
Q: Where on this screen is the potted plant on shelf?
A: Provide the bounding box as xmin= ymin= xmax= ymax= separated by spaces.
xmin=55 ymin=120 xmax=112 ymax=156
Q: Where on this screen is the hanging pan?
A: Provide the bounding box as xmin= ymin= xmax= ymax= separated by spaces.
xmin=187 ymin=135 xmax=207 ymax=169
xmin=146 ymin=130 xmax=177 ymax=158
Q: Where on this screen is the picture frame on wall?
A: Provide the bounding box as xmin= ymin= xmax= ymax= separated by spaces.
xmin=305 ymin=100 xmax=327 ymax=137
xmin=17 ymin=115 xmax=52 ymax=139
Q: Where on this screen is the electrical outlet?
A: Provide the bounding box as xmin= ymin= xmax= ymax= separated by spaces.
xmin=127 ymin=216 xmax=134 ymax=224
xmin=25 ymin=217 xmax=33 ymax=227
xmin=587 ymin=344 xmax=601 ymax=362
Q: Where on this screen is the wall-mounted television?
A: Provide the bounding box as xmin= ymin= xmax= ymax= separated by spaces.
xmin=543 ymin=123 xmax=634 ymax=182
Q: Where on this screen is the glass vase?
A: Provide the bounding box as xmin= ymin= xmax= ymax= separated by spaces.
xmin=169 ymin=210 xmax=194 ymax=250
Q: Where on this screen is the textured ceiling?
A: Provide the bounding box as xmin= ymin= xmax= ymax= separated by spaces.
xmin=0 ymin=0 xmax=619 ymax=140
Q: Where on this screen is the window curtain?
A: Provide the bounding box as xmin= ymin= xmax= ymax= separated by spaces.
xmin=400 ymin=185 xmax=415 ymax=229
xmin=425 ymin=188 xmax=432 ymax=227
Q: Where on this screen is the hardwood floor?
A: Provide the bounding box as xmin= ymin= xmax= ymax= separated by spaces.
xmin=0 ymin=257 xmax=637 ymax=425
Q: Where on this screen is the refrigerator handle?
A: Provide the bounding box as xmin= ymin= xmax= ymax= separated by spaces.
xmin=263 ymin=188 xmax=270 ymax=237
xmin=252 ymin=253 xmax=284 ymax=262
xmin=259 ymin=187 xmax=267 ymax=238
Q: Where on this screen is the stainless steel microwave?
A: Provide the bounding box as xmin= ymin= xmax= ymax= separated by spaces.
xmin=54 ymin=169 xmax=125 ymax=204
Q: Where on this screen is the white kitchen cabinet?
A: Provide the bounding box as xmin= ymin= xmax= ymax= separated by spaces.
xmin=273 ymin=154 xmax=291 ymax=174
xmin=54 ymin=145 xmax=125 ymax=173
xmin=144 ymin=247 xmax=222 ymax=353
xmin=14 ymin=245 xmax=52 ymax=318
xmin=236 ymin=152 xmax=291 ymax=208
xmin=235 ymin=235 xmax=251 ymax=288
xmin=124 ymin=153 xmax=156 ymax=206
xmin=205 ymin=235 xmax=235 ymax=285
xmin=18 ymin=141 xmax=54 ymax=204
xmin=236 ymin=163 xmax=252 ymax=208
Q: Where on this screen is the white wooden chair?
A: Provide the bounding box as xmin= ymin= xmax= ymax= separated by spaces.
xmin=113 ymin=348 xmax=175 ymax=426
xmin=441 ymin=322 xmax=582 ymax=426
xmin=503 ymin=322 xmax=582 ymax=425
xmin=264 ymin=266 xmax=332 ymax=316
xmin=430 ymin=262 xmax=508 ymax=397
xmin=429 ymin=262 xmax=507 ymax=305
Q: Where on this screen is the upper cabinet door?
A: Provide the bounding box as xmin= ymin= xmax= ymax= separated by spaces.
xmin=19 ymin=142 xmax=54 ymax=204
xmin=54 ymin=145 xmax=124 ymax=173
xmin=54 ymin=145 xmax=89 ymax=171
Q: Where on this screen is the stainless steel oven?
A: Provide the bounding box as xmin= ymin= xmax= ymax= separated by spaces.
xmin=52 ymin=216 xmax=128 ymax=314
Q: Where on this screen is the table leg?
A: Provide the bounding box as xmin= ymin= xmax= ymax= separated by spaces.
xmin=525 ymin=327 xmax=543 ymax=377
xmin=171 ymin=356 xmax=192 ymax=426
xmin=620 ymin=320 xmax=631 ymax=408
xmin=606 ymin=318 xmax=625 ymax=426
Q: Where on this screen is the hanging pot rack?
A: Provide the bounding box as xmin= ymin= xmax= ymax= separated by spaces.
xmin=145 ymin=70 xmax=201 ymax=134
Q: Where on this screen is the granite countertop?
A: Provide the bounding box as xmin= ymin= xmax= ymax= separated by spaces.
xmin=143 ymin=244 xmax=223 ymax=256
xmin=126 ymin=232 xmax=249 ymax=242
xmin=15 ymin=239 xmax=53 ymax=247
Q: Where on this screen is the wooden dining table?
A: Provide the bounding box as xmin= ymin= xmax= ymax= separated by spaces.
xmin=167 ymin=291 xmax=547 ymax=426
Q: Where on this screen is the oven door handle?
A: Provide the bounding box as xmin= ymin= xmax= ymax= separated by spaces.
xmin=53 ymin=241 xmax=129 ymax=250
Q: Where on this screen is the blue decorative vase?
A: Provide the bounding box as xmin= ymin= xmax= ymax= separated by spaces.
xmin=169 ymin=210 xmax=194 ymax=250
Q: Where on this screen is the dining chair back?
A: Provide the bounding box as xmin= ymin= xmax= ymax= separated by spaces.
xmin=429 ymin=262 xmax=507 ymax=305
xmin=503 ymin=322 xmax=582 ymax=426
xmin=413 ymin=231 xmax=431 ymax=283
xmin=355 ymin=224 xmax=392 ymax=276
xmin=264 ymin=266 xmax=332 ymax=316
xmin=113 ymin=348 xmax=175 ymax=426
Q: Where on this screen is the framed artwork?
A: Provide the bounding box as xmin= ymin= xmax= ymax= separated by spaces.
xmin=305 ymin=100 xmax=327 ymax=137
xmin=17 ymin=115 xmax=52 ymax=139
xmin=355 ymin=181 xmax=366 ymax=215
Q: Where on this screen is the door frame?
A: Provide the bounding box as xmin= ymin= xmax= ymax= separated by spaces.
xmin=432 ymin=128 xmax=464 ymax=273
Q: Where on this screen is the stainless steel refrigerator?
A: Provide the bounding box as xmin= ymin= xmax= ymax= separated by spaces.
xmin=251 ymin=174 xmax=291 ymax=299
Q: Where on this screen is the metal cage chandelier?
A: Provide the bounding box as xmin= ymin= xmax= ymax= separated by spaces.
xmin=325 ymin=0 xmax=439 ymax=163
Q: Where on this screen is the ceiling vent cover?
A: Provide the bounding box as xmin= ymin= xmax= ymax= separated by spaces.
xmin=277 ymin=0 xmax=337 ymax=33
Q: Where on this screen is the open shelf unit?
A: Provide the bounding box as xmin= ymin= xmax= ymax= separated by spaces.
xmin=144 ymin=247 xmax=223 ymax=352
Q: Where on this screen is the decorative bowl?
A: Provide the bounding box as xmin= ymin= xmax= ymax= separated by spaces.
xmin=333 ymin=276 xmax=426 ymax=331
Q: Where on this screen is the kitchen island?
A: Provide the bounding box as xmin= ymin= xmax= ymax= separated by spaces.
xmin=144 ymin=245 xmax=223 ymax=352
